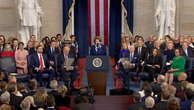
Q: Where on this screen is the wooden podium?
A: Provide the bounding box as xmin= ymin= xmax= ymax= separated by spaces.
xmin=85 ymin=56 xmax=109 ymax=95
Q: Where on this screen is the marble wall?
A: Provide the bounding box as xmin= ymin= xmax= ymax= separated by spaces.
xmin=0 ymin=0 xmax=194 ymax=40
xmin=133 ymin=0 xmax=194 ymax=39
xmin=0 ymin=0 xmax=18 ymax=39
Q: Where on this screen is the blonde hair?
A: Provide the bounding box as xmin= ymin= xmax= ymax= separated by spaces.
xmin=20 ymin=96 xmax=36 ymax=110
xmin=0 ymin=104 xmax=12 ymax=110
xmin=145 ymin=96 xmax=155 ymax=108
xmin=33 ymin=88 xmax=47 ymax=106
xmin=49 ymin=80 xmax=58 ymax=89
xmin=57 ymin=85 xmax=68 ymax=97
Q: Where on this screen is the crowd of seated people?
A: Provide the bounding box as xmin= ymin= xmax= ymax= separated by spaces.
xmin=0 ymin=34 xmax=79 ymax=88
xmin=116 ymin=35 xmax=194 ymax=85
xmin=1 ymin=33 xmax=194 ymax=110
xmin=0 ymin=33 xmax=102 ymax=110
xmin=116 ymin=35 xmax=194 ymax=110
xmin=0 ymin=77 xmax=75 ymax=110
xmin=127 ymin=74 xmax=194 ymax=110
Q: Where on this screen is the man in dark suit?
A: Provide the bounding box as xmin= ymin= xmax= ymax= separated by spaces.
xmin=45 ymin=40 xmax=60 ymax=68
xmin=155 ymin=89 xmax=170 ymax=110
xmin=56 ymin=33 xmax=63 ymax=48
xmin=116 ymin=45 xmax=138 ymax=87
xmin=30 ymin=45 xmax=54 ymax=86
xmin=57 ymin=45 xmax=78 ymax=88
xmin=11 ymin=38 xmax=19 ymax=51
xmin=25 ymin=41 xmax=36 ymax=55
xmin=145 ymin=35 xmax=155 ymax=54
xmin=135 ymin=39 xmax=147 ymax=63
xmin=135 ymin=39 xmax=148 ymax=74
xmin=90 ymin=37 xmax=106 ymax=56
xmin=125 ymin=45 xmax=139 ymax=70
xmin=70 ymin=35 xmax=79 ymax=58
xmin=181 ymin=41 xmax=193 ymax=57
xmin=151 ymin=75 xmax=165 ymax=97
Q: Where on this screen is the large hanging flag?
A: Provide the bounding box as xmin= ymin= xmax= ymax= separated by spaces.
xmin=63 ymin=0 xmax=133 ymax=58
xmin=87 ymin=0 xmax=110 ymax=46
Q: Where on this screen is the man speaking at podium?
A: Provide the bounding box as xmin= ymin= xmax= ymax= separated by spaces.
xmin=90 ymin=37 xmax=107 ymax=56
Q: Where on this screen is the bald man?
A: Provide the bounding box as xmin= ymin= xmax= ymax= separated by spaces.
xmin=57 ymin=45 xmax=78 ymax=88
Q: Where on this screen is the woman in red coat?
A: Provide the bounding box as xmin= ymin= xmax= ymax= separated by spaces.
xmin=0 ymin=43 xmax=15 ymax=57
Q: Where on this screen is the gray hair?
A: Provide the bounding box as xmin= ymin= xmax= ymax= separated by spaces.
xmin=145 ymin=96 xmax=155 ymax=108
xmin=0 ymin=91 xmax=10 ymax=104
xmin=186 ymin=83 xmax=194 ymax=93
xmin=49 ymin=80 xmax=58 ymax=89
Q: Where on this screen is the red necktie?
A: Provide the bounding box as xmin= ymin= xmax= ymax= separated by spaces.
xmin=39 ymin=54 xmax=44 ymax=71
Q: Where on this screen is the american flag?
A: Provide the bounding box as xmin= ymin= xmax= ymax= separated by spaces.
xmin=87 ymin=0 xmax=110 ymax=46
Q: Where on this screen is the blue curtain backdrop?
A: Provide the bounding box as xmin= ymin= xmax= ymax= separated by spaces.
xmin=63 ymin=0 xmax=88 ymax=58
xmin=109 ymin=0 xmax=121 ymax=58
xmin=63 ymin=0 xmax=73 ymax=33
xmin=109 ymin=0 xmax=133 ymax=59
xmin=63 ymin=0 xmax=133 ymax=58
xmin=74 ymin=0 xmax=89 ymax=58
xmin=124 ymin=0 xmax=134 ymax=33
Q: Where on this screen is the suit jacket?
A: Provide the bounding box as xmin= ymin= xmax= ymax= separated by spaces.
xmin=9 ymin=93 xmax=23 ymax=110
xmin=30 ymin=53 xmax=50 ymax=70
xmin=0 ymin=45 xmax=3 ymax=53
xmin=70 ymin=45 xmax=77 ymax=58
xmin=11 ymin=45 xmax=18 ymax=51
xmin=57 ymin=53 xmax=77 ymax=73
xmin=151 ymin=82 xmax=162 ymax=97
xmin=174 ymin=42 xmax=181 ymax=49
xmin=145 ymin=41 xmax=154 ymax=54
xmin=181 ymin=100 xmax=192 ymax=110
xmin=25 ymin=47 xmax=36 ymax=55
xmin=118 ymin=52 xmax=138 ymax=72
xmin=125 ymin=52 xmax=139 ymax=65
xmin=160 ymin=42 xmax=167 ymax=51
xmin=163 ymin=49 xmax=175 ymax=62
xmin=181 ymin=47 xmax=193 ymax=57
xmin=45 ymin=46 xmax=60 ymax=61
xmin=144 ymin=55 xmax=162 ymax=74
xmin=145 ymin=55 xmax=162 ymax=67
xmin=135 ymin=46 xmax=147 ymax=62
xmin=90 ymin=44 xmax=106 ymax=56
